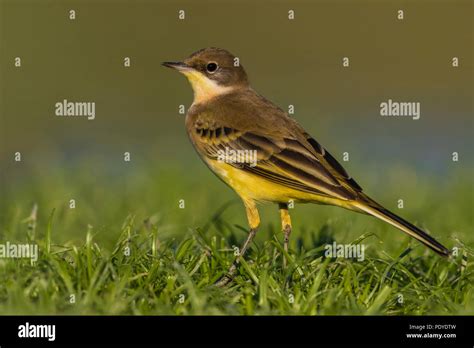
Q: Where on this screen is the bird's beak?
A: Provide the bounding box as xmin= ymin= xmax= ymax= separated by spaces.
xmin=162 ymin=61 xmax=191 ymax=71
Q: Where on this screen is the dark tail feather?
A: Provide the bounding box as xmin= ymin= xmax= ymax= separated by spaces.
xmin=353 ymin=201 xmax=451 ymax=257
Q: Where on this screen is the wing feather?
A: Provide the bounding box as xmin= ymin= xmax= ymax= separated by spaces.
xmin=192 ymin=124 xmax=358 ymax=200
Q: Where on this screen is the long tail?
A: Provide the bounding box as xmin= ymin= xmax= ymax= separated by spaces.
xmin=353 ymin=199 xmax=451 ymax=257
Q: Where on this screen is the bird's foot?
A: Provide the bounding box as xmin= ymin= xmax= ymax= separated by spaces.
xmin=214 ymin=264 xmax=237 ymax=287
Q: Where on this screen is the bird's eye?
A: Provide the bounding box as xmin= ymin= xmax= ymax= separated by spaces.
xmin=206 ymin=62 xmax=218 ymax=73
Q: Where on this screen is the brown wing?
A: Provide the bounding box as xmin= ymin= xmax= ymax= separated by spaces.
xmin=301 ymin=134 xmax=363 ymax=192
xmin=190 ymin=124 xmax=360 ymax=201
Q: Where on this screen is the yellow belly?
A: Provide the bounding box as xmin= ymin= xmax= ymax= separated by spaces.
xmin=205 ymin=158 xmax=353 ymax=209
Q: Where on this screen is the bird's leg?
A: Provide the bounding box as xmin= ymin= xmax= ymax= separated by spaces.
xmin=214 ymin=200 xmax=260 ymax=287
xmin=214 ymin=228 xmax=257 ymax=287
xmin=279 ymin=203 xmax=292 ymax=268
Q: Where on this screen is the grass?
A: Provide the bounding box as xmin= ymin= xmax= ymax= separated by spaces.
xmin=0 ymin=161 xmax=473 ymax=315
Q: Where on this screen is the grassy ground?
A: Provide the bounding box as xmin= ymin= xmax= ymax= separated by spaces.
xmin=0 ymin=161 xmax=473 ymax=315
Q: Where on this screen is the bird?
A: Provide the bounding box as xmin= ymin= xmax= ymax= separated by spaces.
xmin=162 ymin=47 xmax=451 ymax=286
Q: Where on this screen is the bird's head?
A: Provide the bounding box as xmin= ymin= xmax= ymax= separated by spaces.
xmin=163 ymin=47 xmax=248 ymax=104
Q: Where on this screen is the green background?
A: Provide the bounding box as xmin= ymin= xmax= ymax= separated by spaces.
xmin=1 ymin=0 xmax=472 ymax=243
xmin=0 ymin=0 xmax=472 ymax=315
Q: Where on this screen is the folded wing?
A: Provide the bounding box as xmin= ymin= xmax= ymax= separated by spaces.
xmin=192 ymin=124 xmax=362 ymax=201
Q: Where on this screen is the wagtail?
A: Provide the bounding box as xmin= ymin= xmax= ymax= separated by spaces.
xmin=163 ymin=47 xmax=450 ymax=286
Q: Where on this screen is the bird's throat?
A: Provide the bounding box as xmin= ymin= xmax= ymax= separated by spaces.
xmin=182 ymin=71 xmax=235 ymax=104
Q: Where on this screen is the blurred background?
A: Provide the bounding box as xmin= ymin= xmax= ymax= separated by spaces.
xmin=1 ymin=0 xmax=472 ymax=250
